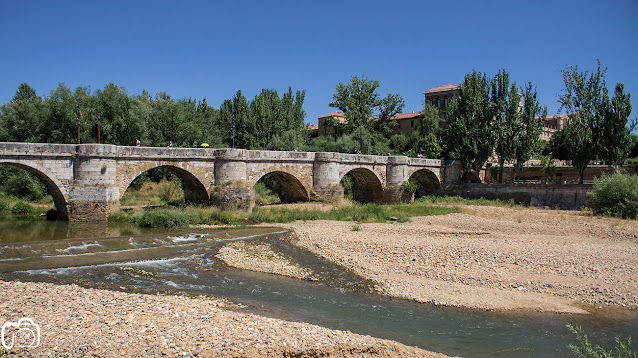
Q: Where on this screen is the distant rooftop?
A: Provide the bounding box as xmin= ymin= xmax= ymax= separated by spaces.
xmin=318 ymin=111 xmax=422 ymax=122
xmin=317 ymin=112 xmax=345 ymax=119
xmin=424 ymin=84 xmax=459 ymax=94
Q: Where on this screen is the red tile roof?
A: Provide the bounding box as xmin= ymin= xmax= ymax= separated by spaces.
xmin=304 ymin=124 xmax=319 ymax=130
xmin=424 ymin=84 xmax=459 ymax=93
xmin=320 ymin=111 xmax=423 ymax=124
xmin=317 ymin=112 xmax=345 ymax=119
xmin=392 ymin=112 xmax=422 ymax=120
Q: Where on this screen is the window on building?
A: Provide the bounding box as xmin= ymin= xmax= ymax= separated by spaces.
xmin=437 ymin=98 xmax=441 ymax=108
xmin=444 ymin=97 xmax=449 ymax=107
xmin=398 ymin=121 xmax=401 ymax=129
xmin=411 ymin=120 xmax=414 ymax=128
xmin=429 ymin=98 xmax=433 ymax=106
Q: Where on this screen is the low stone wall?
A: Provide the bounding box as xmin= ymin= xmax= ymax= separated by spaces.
xmin=483 ymin=165 xmax=638 ymax=183
xmin=444 ymin=184 xmax=592 ymax=210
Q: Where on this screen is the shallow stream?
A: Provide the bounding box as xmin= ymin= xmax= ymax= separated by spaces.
xmin=0 ymin=218 xmax=636 ymax=357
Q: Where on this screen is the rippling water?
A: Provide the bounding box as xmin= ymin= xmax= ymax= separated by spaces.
xmin=1 ymin=220 xmax=636 ymax=357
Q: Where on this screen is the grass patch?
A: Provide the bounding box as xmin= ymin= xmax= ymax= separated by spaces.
xmin=121 ymin=179 xmax=184 ymax=207
xmin=416 ymin=195 xmax=519 ymax=208
xmin=254 ymin=182 xmax=281 ymax=205
xmin=122 ymin=201 xmax=458 ymax=228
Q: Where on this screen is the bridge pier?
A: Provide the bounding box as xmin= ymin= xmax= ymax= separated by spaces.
xmin=210 ymin=149 xmax=255 ymax=211
xmin=385 ymin=156 xmax=412 ymax=203
xmin=311 ymin=153 xmax=344 ymax=203
xmin=67 ymin=145 xmax=120 ymax=222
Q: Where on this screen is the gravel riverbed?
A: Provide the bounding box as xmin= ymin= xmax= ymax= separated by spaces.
xmin=280 ymin=205 xmax=638 ymax=313
xmin=0 ymin=280 xmax=450 ymax=357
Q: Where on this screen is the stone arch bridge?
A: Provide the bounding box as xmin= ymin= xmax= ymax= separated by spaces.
xmin=0 ymin=142 xmax=462 ymax=221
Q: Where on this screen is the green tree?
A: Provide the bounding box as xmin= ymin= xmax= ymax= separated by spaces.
xmin=557 ymin=61 xmax=607 ymax=184
xmin=514 ymin=82 xmax=546 ymax=181
xmin=0 ymin=83 xmax=44 ymax=142
xmin=330 ymin=75 xmax=404 ymax=134
xmin=411 ymin=103 xmax=445 ymax=158
xmin=374 ymin=93 xmax=405 ymax=137
xmin=93 ymin=83 xmax=132 ymax=145
xmin=39 ymin=83 xmax=78 ymax=143
xmin=446 ymin=70 xmax=494 ymax=182
xmin=127 ymin=90 xmax=152 ymax=146
xmin=267 ymin=129 xmax=308 ymax=151
xmin=232 ymin=90 xmax=253 ymax=149
xmin=491 ymin=69 xmax=523 ymax=183
xmin=599 ymin=82 xmax=637 ymax=168
xmin=330 ymin=75 xmax=380 ymax=130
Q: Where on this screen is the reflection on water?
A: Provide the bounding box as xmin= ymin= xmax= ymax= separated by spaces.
xmin=0 ymin=216 xmax=212 ymax=243
xmin=0 ymin=219 xmax=637 ymax=358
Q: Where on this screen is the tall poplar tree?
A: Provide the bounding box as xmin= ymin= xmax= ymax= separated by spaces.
xmin=557 ymin=61 xmax=607 ymax=184
xmin=446 ymin=70 xmax=494 ymax=182
xmin=599 ymin=82 xmax=636 ymax=168
xmin=491 ymin=69 xmax=522 ymax=183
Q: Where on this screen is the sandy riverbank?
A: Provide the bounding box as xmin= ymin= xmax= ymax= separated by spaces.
xmin=219 ymin=205 xmax=638 ymax=314
xmin=0 ymin=280 xmax=451 ymax=357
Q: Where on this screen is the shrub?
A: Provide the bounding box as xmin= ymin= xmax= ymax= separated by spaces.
xmin=402 ymin=180 xmax=419 ymax=194
xmin=134 ymin=209 xmax=191 ymax=228
xmin=397 ymin=215 xmax=412 ymax=223
xmin=254 ymin=182 xmax=281 ymax=205
xmin=0 ymin=200 xmax=10 ymax=212
xmin=588 ymin=173 xmax=638 ymax=219
xmin=11 ymin=201 xmax=35 ymax=215
xmin=567 ymin=323 xmax=635 ymax=358
xmin=159 ymin=178 xmax=184 ymax=205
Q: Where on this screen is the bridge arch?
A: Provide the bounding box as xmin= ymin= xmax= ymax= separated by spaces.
xmin=119 ymin=164 xmax=209 ymax=204
xmin=0 ymin=161 xmax=69 ymax=220
xmin=254 ymin=171 xmax=310 ymax=203
xmin=407 ymin=168 xmax=441 ymax=198
xmin=341 ymin=168 xmax=384 ymax=204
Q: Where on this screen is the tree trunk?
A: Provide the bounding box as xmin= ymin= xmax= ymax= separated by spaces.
xmin=473 ymin=162 xmax=482 ymax=183
xmin=578 ymin=166 xmax=586 ymax=184
xmin=498 ymin=159 xmax=505 ymax=184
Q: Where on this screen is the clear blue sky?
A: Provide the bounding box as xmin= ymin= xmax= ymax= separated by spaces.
xmin=1 ymin=0 xmax=637 ymax=125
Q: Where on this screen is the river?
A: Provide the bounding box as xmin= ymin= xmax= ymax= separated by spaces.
xmin=1 ymin=217 xmax=636 ymax=357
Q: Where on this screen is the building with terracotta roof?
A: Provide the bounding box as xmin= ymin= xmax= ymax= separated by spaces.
xmin=317 ymin=112 xmax=347 ymax=136
xmin=540 ymin=114 xmax=570 ymax=141
xmin=423 ymin=84 xmax=459 ymax=116
xmin=302 ymin=124 xmax=319 ymax=138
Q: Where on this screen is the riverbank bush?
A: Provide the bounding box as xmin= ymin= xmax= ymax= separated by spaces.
xmin=588 ymin=172 xmax=638 ymax=219
xmin=134 ymin=209 xmax=192 ymax=228
xmin=0 ymin=200 xmax=9 ymax=212
xmin=11 ymin=201 xmax=35 ymax=215
xmin=567 ymin=323 xmax=635 ymax=357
